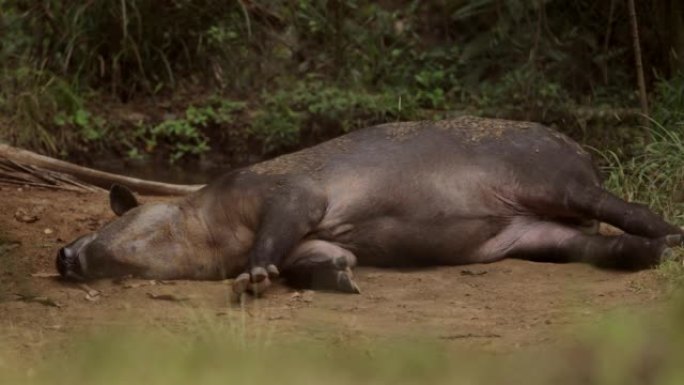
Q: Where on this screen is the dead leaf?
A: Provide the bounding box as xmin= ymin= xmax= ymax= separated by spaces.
xmin=460 ymin=269 xmax=488 ymax=276
xmin=14 ymin=208 xmax=38 ymax=223
xmin=16 ymin=294 xmax=63 ymax=308
xmin=78 ymin=283 xmax=99 ymax=297
xmin=30 ymin=272 xmax=60 ymax=278
xmin=440 ymin=333 xmax=501 ymax=340
xmin=0 ymin=241 xmax=20 ymax=254
xmin=146 ymin=292 xmax=192 ymax=302
xmin=85 ymin=292 xmax=100 ymax=302
xmin=289 ymin=290 xmax=314 ymax=303
xmin=123 ymin=282 xmax=145 ymax=289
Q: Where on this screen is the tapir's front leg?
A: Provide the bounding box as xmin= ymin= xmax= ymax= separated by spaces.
xmin=232 ymin=181 xmax=327 ymax=296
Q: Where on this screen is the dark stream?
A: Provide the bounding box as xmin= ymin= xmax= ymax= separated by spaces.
xmin=88 ymin=157 xmax=237 ymax=185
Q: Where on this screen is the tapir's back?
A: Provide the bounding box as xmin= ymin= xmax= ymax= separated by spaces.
xmin=247 ymin=116 xmax=599 ymax=192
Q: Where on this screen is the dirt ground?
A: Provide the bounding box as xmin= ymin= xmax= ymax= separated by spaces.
xmin=0 ymin=186 xmax=667 ymax=355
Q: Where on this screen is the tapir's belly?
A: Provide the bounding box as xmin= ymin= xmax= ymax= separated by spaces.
xmin=320 ymin=215 xmax=508 ymax=266
xmin=313 ymin=172 xmax=513 ymax=266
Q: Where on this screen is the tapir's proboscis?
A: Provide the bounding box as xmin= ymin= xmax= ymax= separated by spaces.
xmin=57 ymin=117 xmax=684 ymax=298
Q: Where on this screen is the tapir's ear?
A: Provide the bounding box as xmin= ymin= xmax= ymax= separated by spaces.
xmin=109 ymin=184 xmax=140 ymax=216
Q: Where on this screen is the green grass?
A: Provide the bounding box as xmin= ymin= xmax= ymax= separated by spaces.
xmin=4 ymin=303 xmax=684 ymax=385
xmin=656 ymin=256 xmax=684 ymax=289
xmin=598 ymin=121 xmax=684 ymax=227
xmin=596 ymin=116 xmax=684 ymax=286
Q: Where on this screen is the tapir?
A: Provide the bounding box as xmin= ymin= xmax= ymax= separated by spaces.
xmin=57 ymin=116 xmax=684 ymax=296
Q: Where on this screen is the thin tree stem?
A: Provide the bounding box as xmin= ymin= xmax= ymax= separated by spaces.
xmin=627 ymin=0 xmax=650 ymax=133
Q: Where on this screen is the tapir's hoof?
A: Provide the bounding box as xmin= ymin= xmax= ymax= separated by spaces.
xmin=656 ymin=235 xmax=683 ymax=264
xmin=232 ymin=270 xmax=273 ymax=298
xmin=665 ymin=234 xmax=683 ymax=248
xmin=660 ymin=248 xmax=677 ymax=263
xmin=336 ymin=271 xmax=361 ymax=294
xmin=266 ymin=264 xmax=280 ymax=279
xmin=333 ymin=255 xmax=350 ymax=270
xmin=246 ymin=278 xmax=271 ymax=297
xmin=250 ymin=266 xmax=269 ymax=283
xmin=233 ymin=273 xmax=251 ymax=295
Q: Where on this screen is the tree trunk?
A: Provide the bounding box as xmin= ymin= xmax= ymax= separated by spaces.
xmin=669 ymin=0 xmax=684 ymax=75
xmin=0 ymin=144 xmax=203 ymax=196
xmin=627 ymin=0 xmax=649 ymax=124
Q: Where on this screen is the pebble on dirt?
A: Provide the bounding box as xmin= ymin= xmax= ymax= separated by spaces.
xmin=14 ymin=208 xmax=38 ymax=223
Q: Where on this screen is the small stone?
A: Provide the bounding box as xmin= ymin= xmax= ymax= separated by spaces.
xmin=301 ymin=290 xmax=314 ymax=303
xmin=85 ymin=292 xmax=100 ymax=302
xmin=288 ymin=290 xmax=314 ymax=304
xmin=43 ymin=228 xmax=53 ymax=235
xmin=14 ymin=208 xmax=38 ymax=223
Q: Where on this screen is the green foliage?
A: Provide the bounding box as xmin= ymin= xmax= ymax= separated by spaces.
xmin=250 ymin=81 xmax=418 ymax=154
xmin=130 ymin=100 xmax=245 ymax=162
xmin=0 ymin=0 xmax=682 ymax=159
xmin=469 ymin=66 xmax=570 ymax=119
xmin=653 ymin=72 xmax=684 ymax=127
xmin=2 ymin=0 xmax=649 ymax=100
xmin=0 ymin=65 xmax=108 ymax=155
xmin=599 ymin=74 xmax=684 ymax=226
xmin=657 ymin=257 xmax=684 ymax=290
xmin=600 ymin=124 xmax=684 ymax=226
xmin=54 ymin=108 xmax=107 ymax=143
xmin=251 ymin=98 xmax=303 ymax=155
xmin=0 ymin=0 xmax=252 ymax=96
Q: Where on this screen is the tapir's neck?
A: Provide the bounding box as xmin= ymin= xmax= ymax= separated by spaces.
xmin=183 ymin=183 xmax=262 ymax=278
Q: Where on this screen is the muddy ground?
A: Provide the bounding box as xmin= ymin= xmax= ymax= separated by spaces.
xmin=0 ymin=186 xmax=667 ymax=355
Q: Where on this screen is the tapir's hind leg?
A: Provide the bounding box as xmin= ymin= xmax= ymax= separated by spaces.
xmin=521 ymin=185 xmax=682 ymax=239
xmin=281 ymin=240 xmax=361 ymax=293
xmin=478 ymin=218 xmax=682 ymax=270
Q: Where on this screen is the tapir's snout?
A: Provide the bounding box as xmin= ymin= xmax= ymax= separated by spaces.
xmin=56 ymin=246 xmax=83 ymax=279
xmin=56 ymin=233 xmax=96 ymax=280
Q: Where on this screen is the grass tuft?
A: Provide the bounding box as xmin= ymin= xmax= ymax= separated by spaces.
xmin=598 ymin=120 xmax=684 ymax=227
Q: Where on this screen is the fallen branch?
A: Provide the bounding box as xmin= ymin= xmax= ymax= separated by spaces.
xmin=0 ymin=143 xmax=204 ymax=195
xmin=0 ymin=159 xmax=104 ymax=193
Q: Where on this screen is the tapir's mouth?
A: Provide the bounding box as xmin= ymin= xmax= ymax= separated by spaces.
xmin=56 ymin=246 xmax=86 ymax=281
